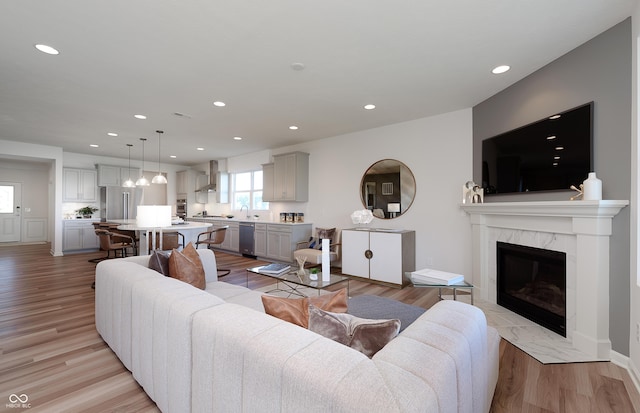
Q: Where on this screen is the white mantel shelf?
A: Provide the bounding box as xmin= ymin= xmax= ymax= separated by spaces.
xmin=460 ymin=199 xmax=628 ymax=360
xmin=460 ymin=200 xmax=628 ymax=219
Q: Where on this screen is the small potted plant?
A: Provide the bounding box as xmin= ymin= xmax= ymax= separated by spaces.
xmin=76 ymin=206 xmax=98 ymax=218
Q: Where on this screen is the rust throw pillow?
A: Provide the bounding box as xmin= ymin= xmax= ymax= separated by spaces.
xmin=308 ymin=305 xmax=400 ymax=358
xmin=168 ymin=242 xmax=205 ymax=289
xmin=261 ymin=288 xmax=348 ymax=328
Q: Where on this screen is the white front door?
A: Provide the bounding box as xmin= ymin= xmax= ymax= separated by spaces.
xmin=0 ymin=182 xmax=22 ymax=242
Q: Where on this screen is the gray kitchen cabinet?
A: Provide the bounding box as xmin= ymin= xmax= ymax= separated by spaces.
xmin=265 ymin=223 xmax=312 ymax=262
xmin=97 ymin=164 xmax=140 ymax=187
xmin=63 ymin=168 xmax=97 ymax=202
xmin=262 ymin=152 xmax=309 ymax=202
xmin=254 ymin=223 xmax=267 ymax=257
xmin=63 ymin=220 xmax=100 ymax=252
xmin=213 ymin=221 xmax=239 ymax=252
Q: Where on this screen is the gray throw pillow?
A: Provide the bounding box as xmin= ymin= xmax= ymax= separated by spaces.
xmin=148 ymin=250 xmax=171 ymax=276
xmin=308 ymin=305 xmax=400 ymax=358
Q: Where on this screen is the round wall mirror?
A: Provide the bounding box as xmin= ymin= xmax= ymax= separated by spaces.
xmin=360 ymin=159 xmax=416 ymax=219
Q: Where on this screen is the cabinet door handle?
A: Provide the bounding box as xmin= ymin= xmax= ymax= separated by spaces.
xmin=364 ymin=249 xmax=373 ymax=259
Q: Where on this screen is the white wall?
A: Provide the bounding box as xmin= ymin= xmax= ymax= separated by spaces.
xmin=0 ymin=139 xmax=63 ymax=255
xmin=225 ymin=108 xmax=474 ymax=274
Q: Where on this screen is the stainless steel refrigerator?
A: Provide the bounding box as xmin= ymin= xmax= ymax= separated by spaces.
xmin=99 ymin=186 xmax=144 ymax=220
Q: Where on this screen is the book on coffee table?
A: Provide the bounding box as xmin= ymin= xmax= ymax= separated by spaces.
xmin=410 ymin=268 xmax=464 ymax=285
xmin=259 ymin=263 xmax=291 ymax=275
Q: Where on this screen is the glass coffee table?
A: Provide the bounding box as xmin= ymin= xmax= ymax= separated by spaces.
xmin=247 ymin=265 xmax=350 ymax=297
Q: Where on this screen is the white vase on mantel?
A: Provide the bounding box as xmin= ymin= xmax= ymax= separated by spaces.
xmin=582 ymin=172 xmax=602 ymax=200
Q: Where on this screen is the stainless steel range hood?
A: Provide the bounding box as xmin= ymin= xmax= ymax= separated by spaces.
xmin=197 ymin=160 xmax=218 ymax=192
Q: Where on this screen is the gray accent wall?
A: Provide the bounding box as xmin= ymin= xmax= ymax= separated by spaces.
xmin=473 ymin=19 xmax=631 ymax=355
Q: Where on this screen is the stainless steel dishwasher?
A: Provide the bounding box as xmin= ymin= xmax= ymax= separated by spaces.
xmin=239 ymin=222 xmax=256 ymax=258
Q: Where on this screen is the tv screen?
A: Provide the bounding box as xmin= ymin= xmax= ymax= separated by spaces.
xmin=482 ymin=102 xmax=593 ymax=195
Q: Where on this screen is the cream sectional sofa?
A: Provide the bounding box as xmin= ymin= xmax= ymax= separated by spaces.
xmin=95 ymin=249 xmax=500 ymax=413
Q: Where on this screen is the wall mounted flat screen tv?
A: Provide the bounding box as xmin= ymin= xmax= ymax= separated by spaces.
xmin=482 ymin=102 xmax=593 ymax=195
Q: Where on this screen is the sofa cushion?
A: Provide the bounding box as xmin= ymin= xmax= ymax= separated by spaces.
xmin=169 ymin=242 xmax=205 ymax=289
xmin=149 ymin=250 xmax=171 ymax=276
xmin=308 ymin=305 xmax=400 ymax=357
xmin=261 ymin=288 xmax=347 ymax=328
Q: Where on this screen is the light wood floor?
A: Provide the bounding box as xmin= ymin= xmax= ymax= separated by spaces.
xmin=1 ymin=243 xmax=639 ymax=412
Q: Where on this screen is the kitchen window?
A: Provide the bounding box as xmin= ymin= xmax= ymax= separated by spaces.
xmin=232 ymin=170 xmax=268 ymax=211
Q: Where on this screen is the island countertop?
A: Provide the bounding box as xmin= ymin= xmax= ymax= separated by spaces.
xmin=110 ymin=220 xmax=213 ymax=255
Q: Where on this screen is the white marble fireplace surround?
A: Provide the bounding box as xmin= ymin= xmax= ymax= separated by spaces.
xmin=460 ymin=201 xmax=628 ymax=362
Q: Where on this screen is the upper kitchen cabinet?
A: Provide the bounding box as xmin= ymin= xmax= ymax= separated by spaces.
xmin=97 ymin=164 xmax=140 ymax=187
xmin=263 ymin=151 xmax=309 ymax=202
xmin=63 ymin=168 xmax=97 ymax=202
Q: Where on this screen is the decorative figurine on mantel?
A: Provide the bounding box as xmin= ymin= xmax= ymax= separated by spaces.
xmin=462 ymin=181 xmax=484 ymax=204
xmin=569 ymin=184 xmax=584 ymax=201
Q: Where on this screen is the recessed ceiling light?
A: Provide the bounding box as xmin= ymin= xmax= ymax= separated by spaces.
xmin=289 ymin=125 xmax=299 ymax=130
xmin=546 ymin=135 xmax=557 ymax=140
xmin=552 ymin=162 xmax=559 ymax=166
xmin=233 ymin=136 xmax=242 ymax=141
xmin=549 ymin=114 xmax=561 ymax=120
xmin=196 ymin=147 xmax=204 ymax=151
xmin=364 ymin=104 xmax=376 ymax=110
xmin=90 ymin=144 xmax=99 ymax=148
xmin=107 ymin=132 xmax=118 ymax=137
xmin=491 ymin=65 xmax=510 ymax=74
xmin=170 ymin=155 xmax=177 ymax=159
xmin=554 ymin=156 xmax=561 ymax=160
xmin=134 ymin=114 xmax=147 ymax=120
xmin=213 ymin=101 xmax=226 ymax=107
xmin=35 ymin=44 xmax=59 ymax=55
xmin=290 ymin=62 xmax=305 ymax=71
xmin=555 ymin=146 xmax=564 ymax=151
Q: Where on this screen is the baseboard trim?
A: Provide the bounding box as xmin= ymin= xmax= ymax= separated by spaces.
xmin=611 ymin=350 xmax=640 ymax=395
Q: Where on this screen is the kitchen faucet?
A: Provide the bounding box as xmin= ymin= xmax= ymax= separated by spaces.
xmin=240 ymin=205 xmax=249 ymax=219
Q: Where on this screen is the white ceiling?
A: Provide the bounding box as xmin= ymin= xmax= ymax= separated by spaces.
xmin=0 ymin=0 xmax=634 ymax=166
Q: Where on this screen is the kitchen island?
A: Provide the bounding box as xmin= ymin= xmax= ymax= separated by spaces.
xmin=110 ymin=219 xmax=213 ymax=255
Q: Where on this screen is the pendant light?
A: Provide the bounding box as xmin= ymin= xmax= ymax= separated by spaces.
xmin=122 ymin=144 xmax=136 ymax=188
xmin=152 ymin=130 xmax=167 ymax=184
xmin=135 ymin=138 xmax=150 ymax=186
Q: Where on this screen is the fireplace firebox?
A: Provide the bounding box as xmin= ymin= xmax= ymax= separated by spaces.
xmin=497 ymin=242 xmax=566 ymax=336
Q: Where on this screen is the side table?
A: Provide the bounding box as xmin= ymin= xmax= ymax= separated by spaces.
xmin=407 ymin=272 xmax=474 ymax=304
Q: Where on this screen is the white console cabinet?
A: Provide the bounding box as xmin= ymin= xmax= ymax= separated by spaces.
xmin=342 ymin=228 xmax=415 ymax=286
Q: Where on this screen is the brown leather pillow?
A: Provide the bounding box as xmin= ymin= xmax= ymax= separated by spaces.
xmin=149 ymin=250 xmax=171 ymax=276
xmin=168 ymin=242 xmax=205 ymax=289
xmin=261 ymin=288 xmax=347 ymax=328
xmin=308 ymin=305 xmax=400 ymax=357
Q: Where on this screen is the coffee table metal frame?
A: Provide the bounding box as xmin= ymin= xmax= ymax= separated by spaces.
xmin=407 ymin=273 xmax=474 ymax=305
xmin=247 ymin=266 xmax=350 ymax=297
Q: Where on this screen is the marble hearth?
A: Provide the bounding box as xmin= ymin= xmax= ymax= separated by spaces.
xmin=461 ymin=200 xmax=628 ymax=360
